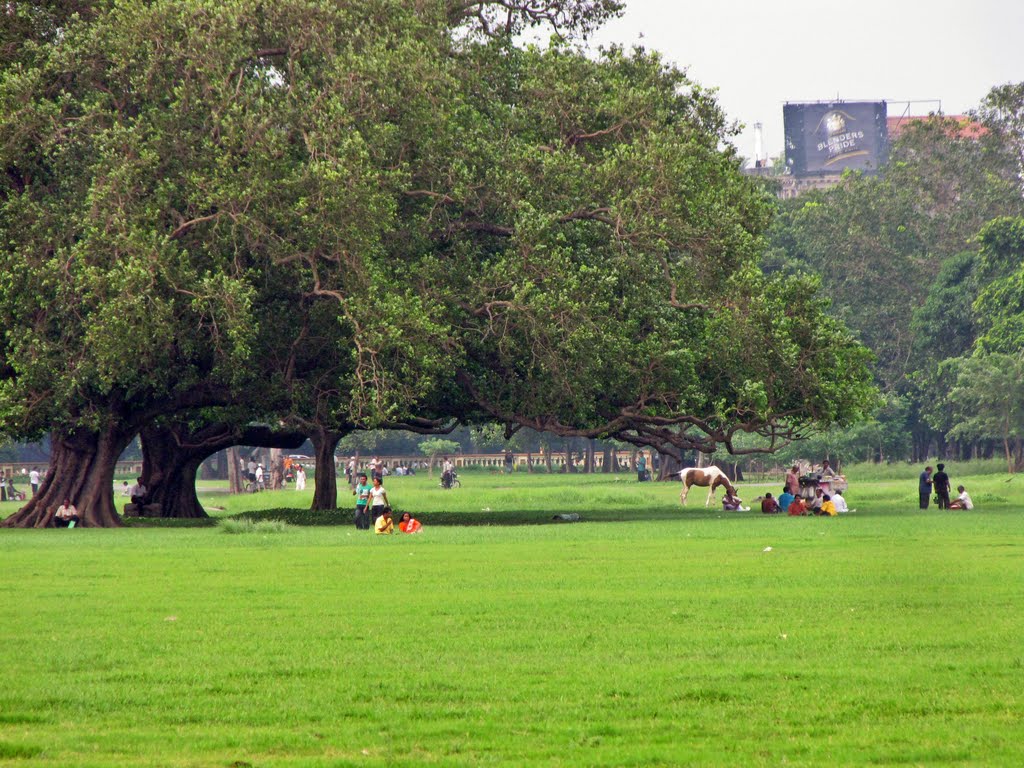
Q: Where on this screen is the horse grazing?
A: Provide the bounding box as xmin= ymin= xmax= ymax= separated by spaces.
xmin=678 ymin=467 xmax=736 ymax=507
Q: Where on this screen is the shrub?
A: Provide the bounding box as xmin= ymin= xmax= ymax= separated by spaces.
xmin=219 ymin=518 xmax=292 ymax=534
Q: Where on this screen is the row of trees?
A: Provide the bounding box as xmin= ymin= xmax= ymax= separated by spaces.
xmin=761 ymin=86 xmax=1024 ymax=469
xmin=0 ymin=0 xmax=875 ymax=526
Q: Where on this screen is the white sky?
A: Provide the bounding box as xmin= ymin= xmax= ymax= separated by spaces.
xmin=587 ymin=0 xmax=1024 ymax=164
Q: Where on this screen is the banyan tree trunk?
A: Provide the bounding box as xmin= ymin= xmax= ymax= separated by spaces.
xmin=310 ymin=428 xmax=344 ymax=511
xmin=269 ymin=448 xmax=284 ymax=489
xmin=139 ymin=424 xmax=210 ymax=519
xmin=227 ymin=447 xmax=244 ymax=493
xmin=2 ymin=424 xmax=134 ymax=528
xmin=140 ymin=422 xmax=308 ymax=518
xmin=658 ymin=452 xmax=685 ymax=481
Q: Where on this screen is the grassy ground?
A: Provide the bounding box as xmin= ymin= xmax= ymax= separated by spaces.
xmin=2 ymin=468 xmax=1023 ymax=766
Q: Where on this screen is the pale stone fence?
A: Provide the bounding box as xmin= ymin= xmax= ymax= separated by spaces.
xmin=0 ymin=461 xmax=145 ymax=479
xmin=345 ymin=451 xmax=638 ymax=471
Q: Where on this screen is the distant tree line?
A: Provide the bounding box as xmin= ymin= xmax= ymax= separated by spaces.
xmin=762 ymin=83 xmax=1024 ymax=470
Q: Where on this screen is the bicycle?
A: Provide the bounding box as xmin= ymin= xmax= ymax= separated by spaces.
xmin=440 ymin=470 xmax=461 ymax=489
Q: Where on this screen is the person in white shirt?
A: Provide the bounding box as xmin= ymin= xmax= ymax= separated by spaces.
xmin=367 ymin=476 xmax=389 ymax=524
xmin=129 ymin=477 xmax=148 ymax=509
xmin=295 ymin=465 xmax=306 ymax=491
xmin=441 ymin=457 xmax=454 ymax=489
xmin=832 ymin=489 xmax=849 ymax=513
xmin=55 ymin=499 xmax=81 ymax=527
xmin=255 ymin=465 xmax=265 ymax=489
xmin=29 ymin=467 xmax=41 ymax=495
xmin=950 ymin=485 xmax=974 ymax=510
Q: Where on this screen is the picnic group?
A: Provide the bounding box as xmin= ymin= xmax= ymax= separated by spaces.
xmin=724 ymin=461 xmax=974 ymax=516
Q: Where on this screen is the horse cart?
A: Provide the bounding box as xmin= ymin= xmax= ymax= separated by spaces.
xmin=798 ymin=472 xmax=848 ymax=500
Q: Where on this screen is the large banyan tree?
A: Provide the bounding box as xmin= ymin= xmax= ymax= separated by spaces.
xmin=0 ymin=0 xmax=875 ymax=526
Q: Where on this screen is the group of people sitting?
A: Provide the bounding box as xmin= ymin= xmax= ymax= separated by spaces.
xmin=721 ymin=486 xmax=847 ymax=516
xmin=753 ymin=487 xmax=849 ymax=516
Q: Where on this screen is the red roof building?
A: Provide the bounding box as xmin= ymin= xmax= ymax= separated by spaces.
xmin=887 ymin=114 xmax=987 ymax=140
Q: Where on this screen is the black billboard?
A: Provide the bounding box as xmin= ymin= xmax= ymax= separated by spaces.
xmin=784 ymin=101 xmax=888 ymax=176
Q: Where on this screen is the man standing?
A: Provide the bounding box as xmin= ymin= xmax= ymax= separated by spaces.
xmin=918 ymin=466 xmax=933 ymax=509
xmin=29 ymin=466 xmax=40 ymax=496
xmin=441 ymin=456 xmax=454 ymax=489
xmin=785 ymin=465 xmax=800 ymax=496
xmin=352 ymin=473 xmax=371 ymax=529
xmin=637 ymin=452 xmax=648 ymax=482
xmin=932 ymin=463 xmax=951 ymax=509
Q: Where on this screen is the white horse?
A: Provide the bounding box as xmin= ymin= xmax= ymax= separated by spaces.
xmin=678 ymin=467 xmax=736 ymax=507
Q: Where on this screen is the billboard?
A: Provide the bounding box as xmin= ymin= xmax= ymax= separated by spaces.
xmin=784 ymin=101 xmax=888 ymax=176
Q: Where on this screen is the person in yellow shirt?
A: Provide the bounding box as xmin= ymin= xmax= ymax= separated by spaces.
xmin=818 ymin=494 xmax=837 ymax=516
xmin=374 ymin=507 xmax=394 ymax=535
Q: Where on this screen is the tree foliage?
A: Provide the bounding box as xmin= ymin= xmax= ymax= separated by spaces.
xmin=0 ymin=0 xmax=878 ymax=523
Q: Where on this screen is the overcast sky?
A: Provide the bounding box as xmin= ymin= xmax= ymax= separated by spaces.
xmin=587 ymin=0 xmax=1024 ymax=164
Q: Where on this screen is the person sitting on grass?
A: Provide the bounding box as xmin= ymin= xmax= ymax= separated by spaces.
xmin=777 ymin=487 xmax=795 ymax=516
xmin=55 ymin=499 xmax=81 ymax=527
xmin=399 ymin=512 xmax=423 ymax=533
xmin=787 ymin=496 xmax=808 ymax=516
xmin=374 ymin=507 xmax=394 ymax=535
xmin=832 ymin=489 xmax=849 ymax=513
xmin=817 ymin=494 xmax=837 ymax=516
xmin=760 ymin=492 xmax=780 ymax=514
xmin=129 ymin=476 xmax=147 ymax=511
xmin=808 ymin=487 xmax=824 ymax=514
xmin=949 ymin=485 xmax=974 ymax=510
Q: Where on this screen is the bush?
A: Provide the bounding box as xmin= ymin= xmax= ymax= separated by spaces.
xmin=219 ymin=518 xmax=292 ymax=534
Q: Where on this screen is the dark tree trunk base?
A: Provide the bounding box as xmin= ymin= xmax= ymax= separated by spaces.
xmin=310 ymin=429 xmax=343 ymax=511
xmin=3 ymin=426 xmax=132 ymax=528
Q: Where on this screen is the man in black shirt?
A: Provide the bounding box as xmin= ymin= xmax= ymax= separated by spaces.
xmin=932 ymin=463 xmax=951 ymax=509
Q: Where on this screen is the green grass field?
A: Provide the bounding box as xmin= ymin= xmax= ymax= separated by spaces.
xmin=2 ymin=468 xmax=1023 ymax=766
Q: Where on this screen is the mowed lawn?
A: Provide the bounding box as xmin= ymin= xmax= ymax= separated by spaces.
xmin=2 ymin=470 xmax=1024 ymax=766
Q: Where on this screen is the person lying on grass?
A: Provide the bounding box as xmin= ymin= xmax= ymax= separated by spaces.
xmin=374 ymin=507 xmax=394 ymax=535
xmin=722 ymin=490 xmax=749 ymax=511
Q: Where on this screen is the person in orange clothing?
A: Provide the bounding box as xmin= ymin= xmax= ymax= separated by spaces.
xmin=398 ymin=512 xmax=423 ymax=533
xmin=787 ymin=496 xmax=808 ymax=516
